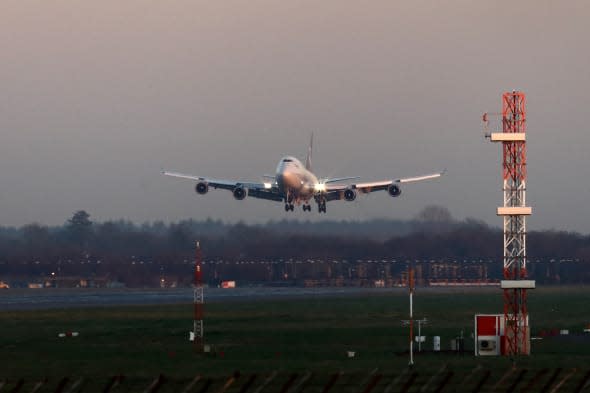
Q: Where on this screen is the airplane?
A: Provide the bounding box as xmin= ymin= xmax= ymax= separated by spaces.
xmin=163 ymin=136 xmax=444 ymax=214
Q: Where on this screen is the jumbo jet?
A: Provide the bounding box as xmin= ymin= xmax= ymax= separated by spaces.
xmin=163 ymin=136 xmax=444 ymax=213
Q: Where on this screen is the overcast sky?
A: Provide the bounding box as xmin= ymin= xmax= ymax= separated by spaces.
xmin=1 ymin=1 xmax=589 ymax=232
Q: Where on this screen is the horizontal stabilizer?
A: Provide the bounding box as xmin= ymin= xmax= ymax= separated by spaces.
xmin=395 ymin=170 xmax=445 ymax=184
xmin=323 ymin=176 xmax=361 ymax=184
xmin=162 ymin=171 xmax=203 ymax=181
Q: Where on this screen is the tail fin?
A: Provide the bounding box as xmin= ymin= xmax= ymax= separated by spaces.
xmin=305 ymin=133 xmax=313 ymax=171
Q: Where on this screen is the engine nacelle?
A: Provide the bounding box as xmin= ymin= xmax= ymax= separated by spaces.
xmin=343 ymin=188 xmax=357 ymax=201
xmin=232 ymin=186 xmax=247 ymax=200
xmin=195 ymin=182 xmax=209 ymax=195
xmin=388 ymin=184 xmax=402 ymax=197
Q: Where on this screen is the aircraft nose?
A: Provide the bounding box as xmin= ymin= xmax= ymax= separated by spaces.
xmin=279 ymin=172 xmax=299 ymax=189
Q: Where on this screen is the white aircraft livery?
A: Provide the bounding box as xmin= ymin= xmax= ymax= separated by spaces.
xmin=163 ymin=136 xmax=444 ymax=214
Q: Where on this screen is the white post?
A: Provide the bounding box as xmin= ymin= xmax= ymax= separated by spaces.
xmin=418 ymin=320 xmax=422 ymax=352
xmin=409 ymin=268 xmax=414 ymax=366
xmin=409 ymin=289 xmax=413 ymax=366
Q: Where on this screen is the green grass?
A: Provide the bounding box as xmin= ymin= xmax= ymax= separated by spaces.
xmin=1 ymin=286 xmax=590 ymax=382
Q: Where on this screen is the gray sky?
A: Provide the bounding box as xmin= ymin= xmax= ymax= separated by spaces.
xmin=1 ymin=1 xmax=589 ymax=232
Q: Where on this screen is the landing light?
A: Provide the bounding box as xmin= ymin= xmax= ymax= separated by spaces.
xmin=314 ymin=183 xmax=326 ymax=192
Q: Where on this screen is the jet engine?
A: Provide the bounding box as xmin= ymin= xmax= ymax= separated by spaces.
xmin=343 ymin=188 xmax=357 ymax=201
xmin=388 ymin=184 xmax=402 ymax=197
xmin=233 ymin=186 xmax=247 ymax=200
xmin=195 ymin=182 xmax=209 ymax=195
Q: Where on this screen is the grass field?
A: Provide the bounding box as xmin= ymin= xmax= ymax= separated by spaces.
xmin=1 ymin=286 xmax=590 ymax=391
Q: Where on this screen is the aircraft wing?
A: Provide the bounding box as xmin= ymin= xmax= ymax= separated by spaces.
xmin=322 ymin=170 xmax=445 ymax=201
xmin=162 ymin=171 xmax=283 ymax=202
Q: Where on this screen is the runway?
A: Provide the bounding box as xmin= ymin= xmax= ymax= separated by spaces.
xmin=0 ymin=287 xmax=400 ymax=311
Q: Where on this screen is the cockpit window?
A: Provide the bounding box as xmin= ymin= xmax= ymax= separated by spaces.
xmin=283 ymin=159 xmax=293 ymax=162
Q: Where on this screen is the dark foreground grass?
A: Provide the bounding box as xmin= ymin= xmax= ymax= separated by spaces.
xmin=1 ymin=286 xmax=590 ymax=381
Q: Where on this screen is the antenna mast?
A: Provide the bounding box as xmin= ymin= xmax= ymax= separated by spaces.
xmin=484 ymin=91 xmax=535 ymax=356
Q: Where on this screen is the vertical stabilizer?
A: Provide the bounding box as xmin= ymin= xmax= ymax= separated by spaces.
xmin=305 ymin=133 xmax=313 ymax=171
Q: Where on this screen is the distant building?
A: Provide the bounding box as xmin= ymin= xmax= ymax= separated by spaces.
xmin=221 ymin=280 xmax=236 ymax=288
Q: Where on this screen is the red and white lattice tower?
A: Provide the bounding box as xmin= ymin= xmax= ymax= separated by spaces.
xmin=193 ymin=240 xmax=204 ymax=352
xmin=485 ymin=91 xmax=535 ymax=356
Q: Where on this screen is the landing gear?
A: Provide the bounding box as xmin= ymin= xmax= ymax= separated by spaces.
xmin=302 ymin=204 xmax=312 ymax=212
xmin=284 ymin=192 xmax=296 ymax=212
xmin=314 ymin=194 xmax=327 ymax=213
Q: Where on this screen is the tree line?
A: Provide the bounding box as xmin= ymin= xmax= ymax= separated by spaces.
xmin=1 ymin=207 xmax=590 ymax=285
xmin=1 ymin=208 xmax=590 ymax=260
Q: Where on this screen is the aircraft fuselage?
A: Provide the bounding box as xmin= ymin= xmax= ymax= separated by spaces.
xmin=275 ymin=156 xmax=318 ymax=205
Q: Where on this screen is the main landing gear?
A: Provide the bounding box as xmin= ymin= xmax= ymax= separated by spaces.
xmin=285 ymin=203 xmax=313 ymax=212
xmin=284 ymin=193 xmax=295 ymax=212
xmin=283 ymin=192 xmax=321 ymax=213
xmin=314 ymin=194 xmax=327 ymax=213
